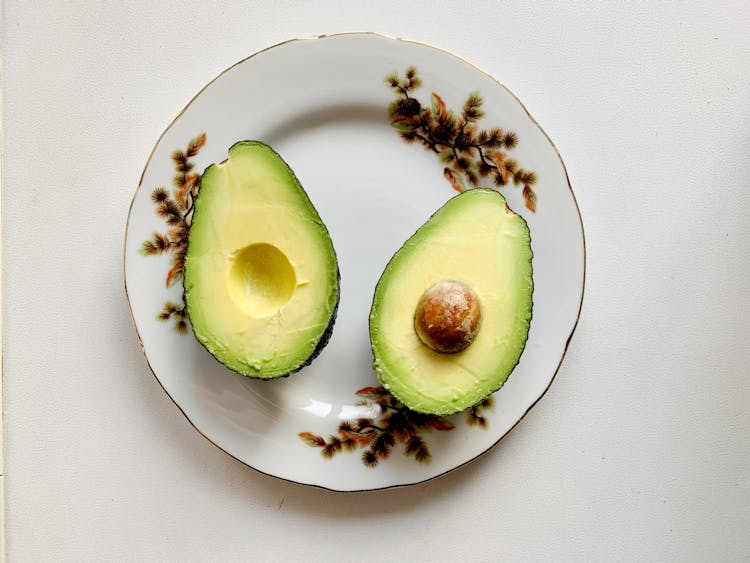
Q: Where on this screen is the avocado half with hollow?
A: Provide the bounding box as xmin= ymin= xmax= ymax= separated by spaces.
xmin=184 ymin=141 xmax=339 ymax=379
xmin=369 ymin=188 xmax=533 ymax=415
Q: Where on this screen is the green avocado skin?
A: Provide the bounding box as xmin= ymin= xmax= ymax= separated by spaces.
xmin=369 ymin=188 xmax=534 ymax=415
xmin=291 ymin=280 xmax=340 ymax=375
xmin=184 ymin=141 xmax=340 ymax=380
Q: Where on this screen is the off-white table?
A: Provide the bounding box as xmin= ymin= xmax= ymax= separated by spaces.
xmin=3 ymin=3 xmax=749 ymax=561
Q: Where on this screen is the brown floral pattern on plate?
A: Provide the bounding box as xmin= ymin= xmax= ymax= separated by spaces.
xmin=140 ymin=133 xmax=206 ymax=332
xmin=386 ymin=67 xmax=538 ymax=212
xmin=299 ymin=387 xmax=493 ymax=467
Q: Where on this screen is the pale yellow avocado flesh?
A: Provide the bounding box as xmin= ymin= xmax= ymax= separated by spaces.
xmin=184 ymin=141 xmax=339 ymax=379
xmin=369 ymin=188 xmax=533 ymax=414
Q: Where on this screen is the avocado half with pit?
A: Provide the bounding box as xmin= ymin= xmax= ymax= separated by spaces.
xmin=369 ymin=188 xmax=533 ymax=415
xmin=184 ymin=141 xmax=339 ymax=379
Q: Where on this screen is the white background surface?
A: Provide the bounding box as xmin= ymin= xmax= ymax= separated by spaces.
xmin=3 ymin=2 xmax=749 ymax=561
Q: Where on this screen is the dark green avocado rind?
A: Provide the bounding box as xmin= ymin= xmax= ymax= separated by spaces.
xmin=287 ymin=273 xmax=340 ymax=376
xmin=368 ymin=188 xmax=534 ymax=415
xmin=184 ymin=140 xmax=340 ymax=380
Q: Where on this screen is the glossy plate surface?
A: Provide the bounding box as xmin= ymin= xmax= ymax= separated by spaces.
xmin=124 ymin=33 xmax=585 ymax=491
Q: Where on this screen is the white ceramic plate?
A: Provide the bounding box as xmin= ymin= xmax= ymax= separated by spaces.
xmin=124 ymin=33 xmax=584 ymax=491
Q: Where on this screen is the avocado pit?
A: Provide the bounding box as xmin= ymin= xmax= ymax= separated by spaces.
xmin=414 ymin=279 xmax=481 ymax=353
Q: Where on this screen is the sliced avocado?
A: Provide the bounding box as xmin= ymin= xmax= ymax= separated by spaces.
xmin=184 ymin=141 xmax=339 ymax=379
xmin=369 ymin=188 xmax=533 ymax=414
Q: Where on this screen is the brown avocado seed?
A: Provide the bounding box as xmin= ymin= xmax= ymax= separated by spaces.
xmin=414 ymin=280 xmax=481 ymax=354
